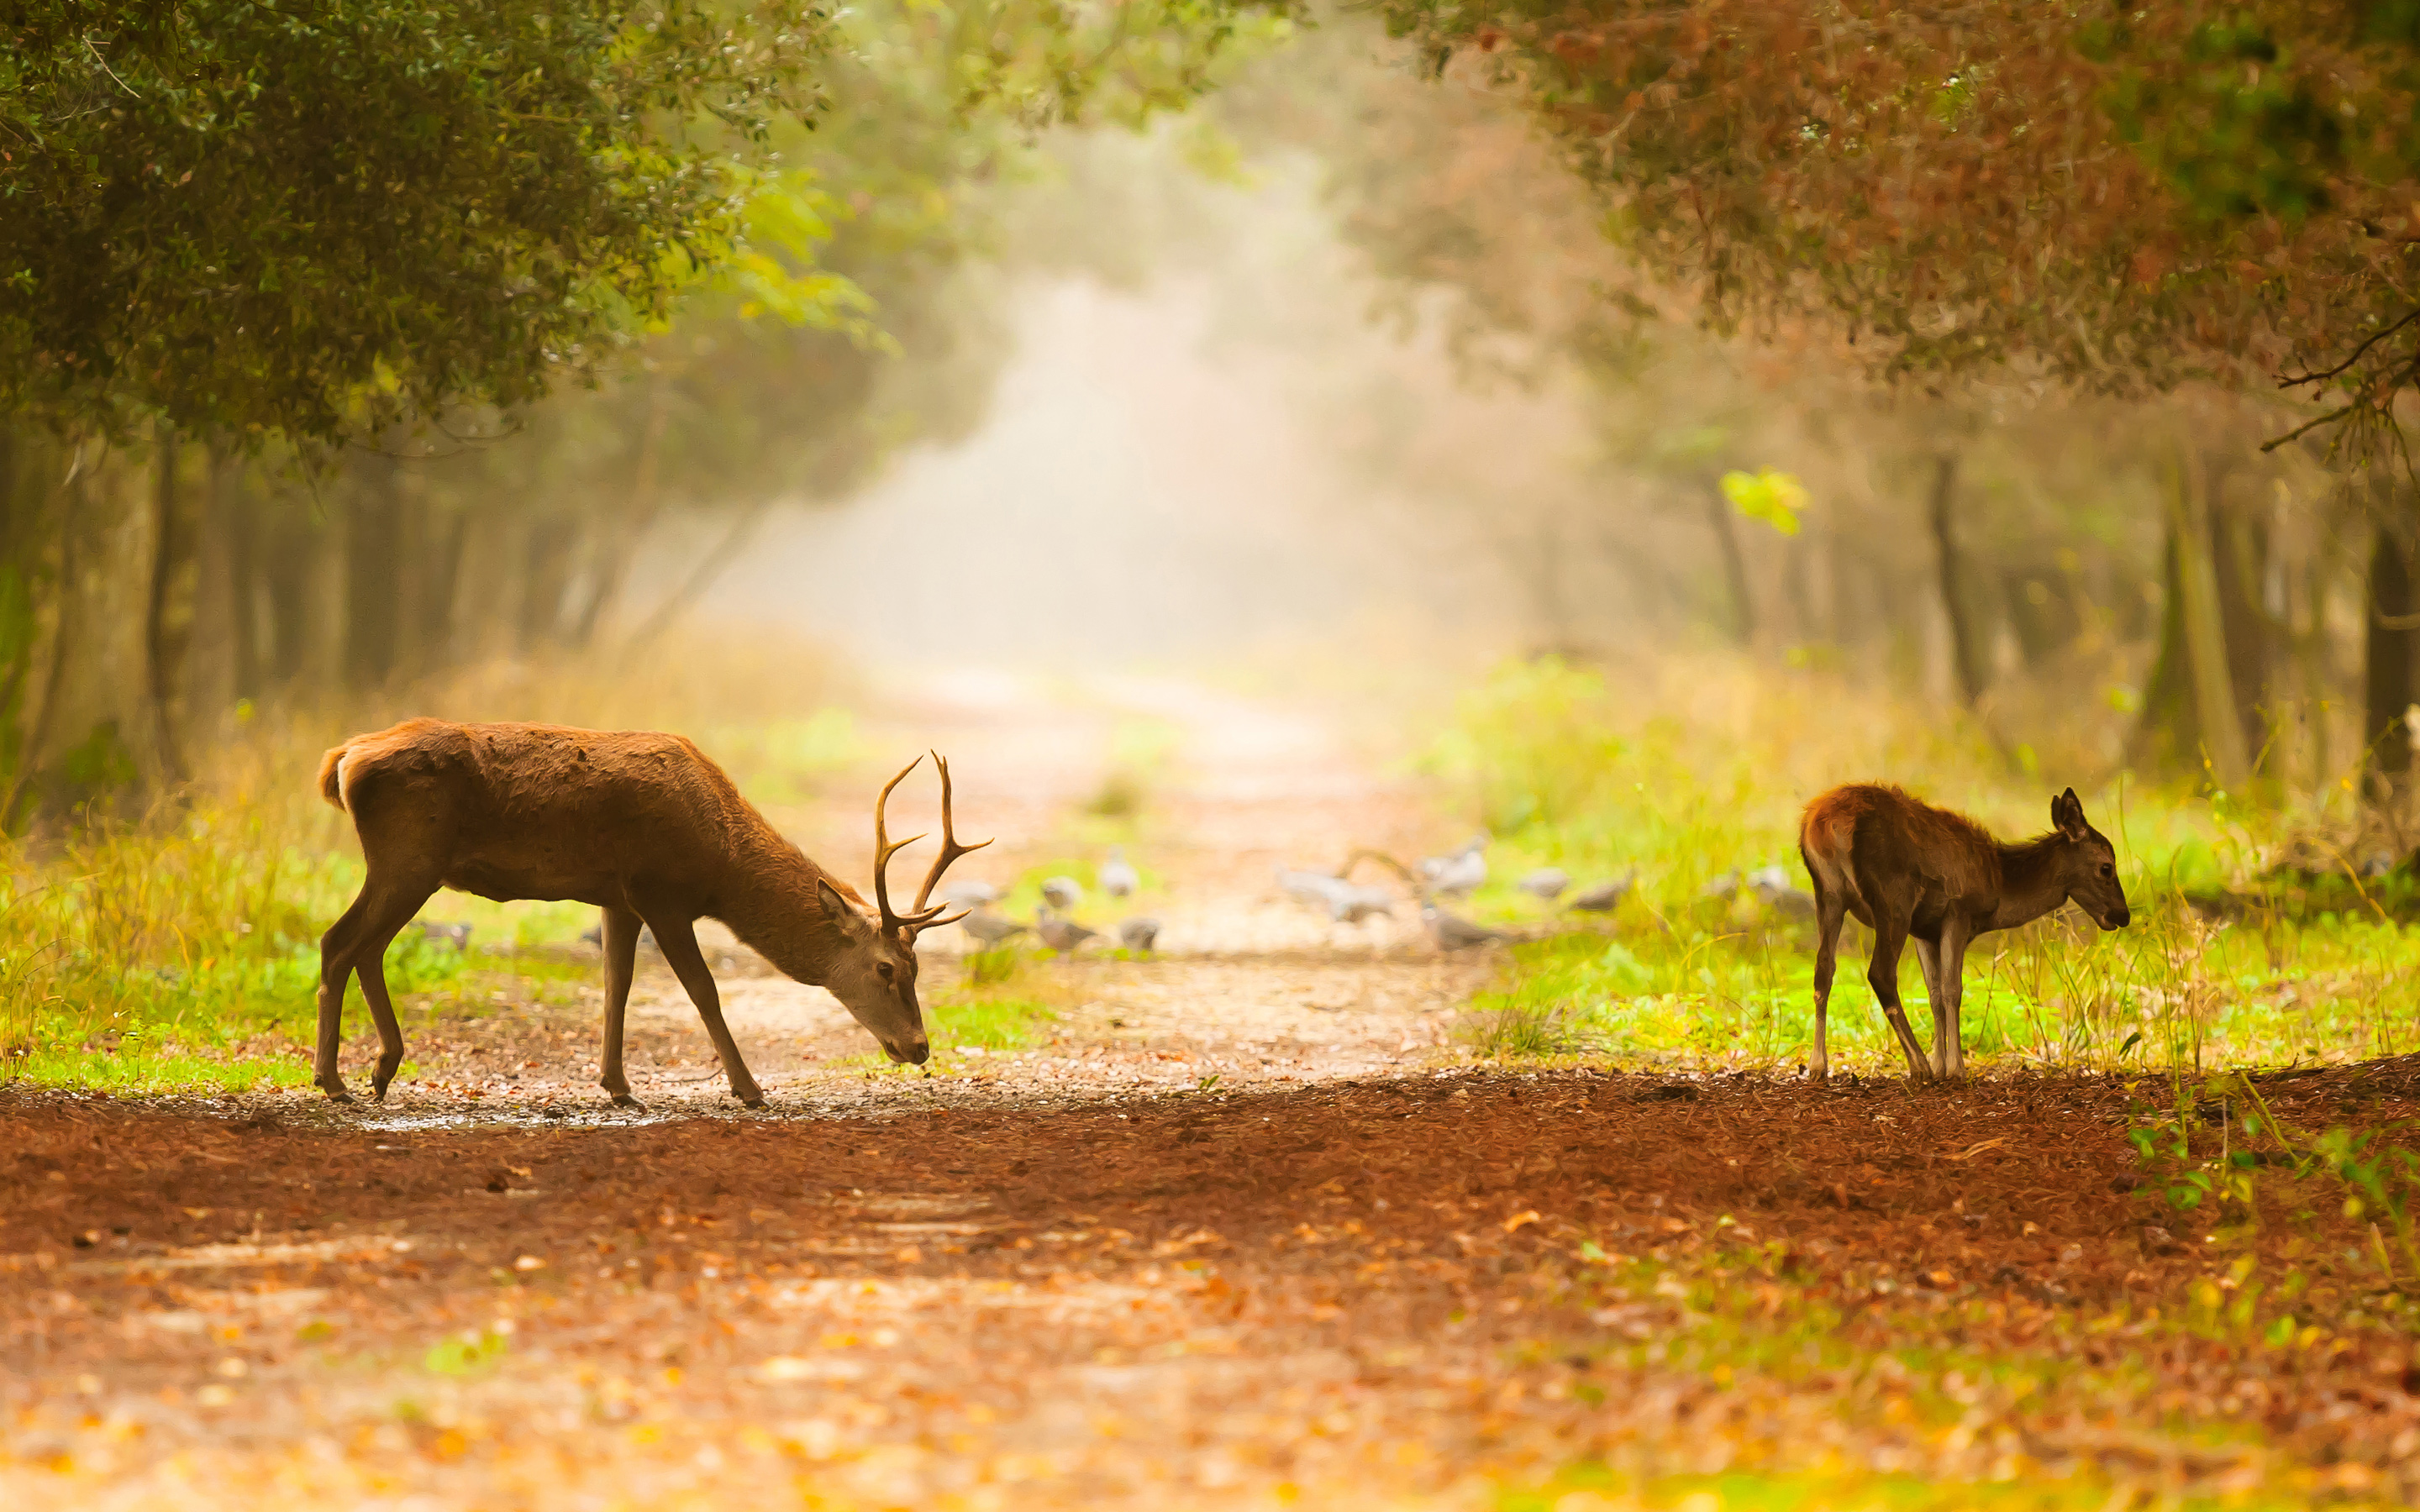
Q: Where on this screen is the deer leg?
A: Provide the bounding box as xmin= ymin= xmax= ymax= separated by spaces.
xmin=645 ymin=914 xmax=766 ymax=1108
xmin=1866 ymin=912 xmax=1933 ymax=1083
xmin=599 ymin=906 xmax=644 ymax=1107
xmin=1809 ymin=886 xmax=1848 ymax=1081
xmin=1938 ymin=921 xmax=1974 ymax=1079
xmin=1914 ymin=937 xmax=1947 ymax=1078
xmin=314 ymin=891 xmax=376 ymax=1100
xmin=350 ymin=884 xmax=439 ymax=1100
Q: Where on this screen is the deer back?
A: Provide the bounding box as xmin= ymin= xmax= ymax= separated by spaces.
xmin=324 ymin=720 xmax=822 ymax=910
xmin=1802 ymin=783 xmax=2001 ymax=902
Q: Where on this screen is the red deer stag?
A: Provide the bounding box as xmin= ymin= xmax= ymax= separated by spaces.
xmin=312 ymin=721 xmax=986 ymax=1106
xmin=1799 ymin=784 xmax=2130 ymax=1083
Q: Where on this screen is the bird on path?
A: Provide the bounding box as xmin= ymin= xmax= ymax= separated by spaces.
xmin=1567 ymin=872 xmax=1636 ymax=912
xmin=1117 ymin=916 xmax=1160 ymax=954
xmin=1328 ymin=885 xmax=1396 ymax=924
xmin=1040 ymin=875 xmax=1085 ymax=911
xmin=960 ymin=910 xmax=1029 ymax=948
xmin=941 ymin=879 xmax=1002 ymax=909
xmin=1419 ymin=832 xmax=1490 ymax=896
xmin=1516 ymin=867 xmax=1570 ymax=901
xmin=1276 ymin=865 xmax=1349 ymax=911
xmin=1035 ymin=907 xmax=1098 ymax=955
xmin=1747 ymin=864 xmax=1817 ymax=917
xmin=1422 ymin=901 xmax=1508 ymax=952
xmin=1098 ymin=846 xmax=1139 ymax=900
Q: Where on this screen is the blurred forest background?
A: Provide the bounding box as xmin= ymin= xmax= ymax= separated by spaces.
xmin=4 ymin=0 xmax=2417 ymax=835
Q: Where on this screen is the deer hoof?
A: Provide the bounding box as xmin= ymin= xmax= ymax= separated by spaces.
xmin=609 ymin=1092 xmax=644 ymax=1110
xmin=737 ymin=1092 xmax=767 ymax=1110
xmin=317 ymin=1080 xmax=352 ymax=1104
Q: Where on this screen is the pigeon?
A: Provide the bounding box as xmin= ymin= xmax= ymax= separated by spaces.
xmin=1117 ymin=916 xmax=1160 ymax=953
xmin=419 ymin=921 xmax=472 ymax=951
xmin=1701 ymin=869 xmax=1742 ymax=902
xmin=1422 ymin=901 xmax=1507 ymax=951
xmin=1035 ymin=907 xmax=1098 ymax=954
xmin=960 ymin=910 xmax=1029 ymax=948
xmin=1568 ymin=873 xmax=1635 ymax=912
xmin=1276 ymin=865 xmax=1349 ymax=911
xmin=1098 ymin=846 xmax=1139 ymax=900
xmin=1040 ymin=875 xmax=1085 ymax=911
xmin=1328 ymin=885 xmax=1396 ymax=924
xmin=1746 ymin=864 xmax=1817 ymax=917
xmin=1418 ymin=832 xmax=1489 ymax=897
xmin=940 ymin=879 xmax=1001 ymax=909
xmin=1516 ymin=867 xmax=1570 ymax=901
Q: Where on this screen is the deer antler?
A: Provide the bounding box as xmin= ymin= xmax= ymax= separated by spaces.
xmin=910 ymin=752 xmax=992 ymax=932
xmin=872 ymin=753 xmax=992 ymax=936
xmin=872 ymin=755 xmax=931 ymax=934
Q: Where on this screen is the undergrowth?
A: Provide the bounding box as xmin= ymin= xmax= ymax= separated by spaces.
xmin=1428 ymin=657 xmax=2420 ymax=1079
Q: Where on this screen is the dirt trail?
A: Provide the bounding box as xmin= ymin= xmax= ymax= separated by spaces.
xmin=8 ymin=677 xmax=2420 ymax=1509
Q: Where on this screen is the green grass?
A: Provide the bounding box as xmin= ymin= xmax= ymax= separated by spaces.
xmin=1425 ymin=657 xmax=2420 ymax=1079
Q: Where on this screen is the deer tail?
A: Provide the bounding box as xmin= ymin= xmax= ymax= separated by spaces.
xmin=317 ymin=742 xmax=351 ymax=811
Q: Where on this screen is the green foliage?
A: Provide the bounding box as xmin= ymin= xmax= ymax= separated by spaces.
xmin=423 ymin=1328 xmax=510 ymax=1377
xmin=2131 ymin=1074 xmax=2420 ymax=1289
xmin=1718 ymin=468 xmax=1806 ymax=538
xmin=1428 ymin=656 xmax=2420 ymax=1079
xmin=1416 ymin=658 xmax=1628 ymax=833
xmin=0 ymin=1 xmax=827 ymax=443
xmin=2098 ymin=17 xmax=2344 ymax=224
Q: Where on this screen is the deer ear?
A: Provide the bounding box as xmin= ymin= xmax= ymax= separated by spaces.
xmin=816 ymin=877 xmax=868 ymax=935
xmin=2051 ymin=788 xmax=2087 ymax=839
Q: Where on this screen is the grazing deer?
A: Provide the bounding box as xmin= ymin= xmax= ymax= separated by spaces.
xmin=313 ymin=721 xmax=986 ymax=1106
xmin=1799 ymin=784 xmax=2130 ymax=1082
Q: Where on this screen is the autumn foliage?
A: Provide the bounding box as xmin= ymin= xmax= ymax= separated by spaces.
xmin=1372 ymin=2 xmax=2420 ymax=438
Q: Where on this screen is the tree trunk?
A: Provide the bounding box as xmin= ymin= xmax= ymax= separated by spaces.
xmin=2167 ymin=447 xmax=2252 ymax=788
xmin=517 ymin=515 xmax=579 ymax=653
xmin=144 ymin=426 xmax=195 ymax=781
xmin=1928 ymin=454 xmax=1987 ymax=706
xmin=568 ymin=381 xmax=669 ymax=650
xmin=2210 ymin=470 xmax=2275 ymax=776
xmin=1704 ymin=487 xmax=1754 ymax=645
xmin=416 ymin=504 xmax=469 ymax=671
xmin=2364 ymin=488 xmax=2418 ymax=797
xmin=344 ymin=454 xmax=403 ymax=687
xmin=217 ymin=447 xmax=260 ymax=702
xmin=2129 ymin=520 xmax=2196 ymax=769
xmin=623 ymin=497 xmax=775 ymax=653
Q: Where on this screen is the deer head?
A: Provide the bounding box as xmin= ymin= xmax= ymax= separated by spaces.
xmin=813 ymin=753 xmax=988 ymax=1065
xmin=2049 ymin=787 xmax=2130 ymax=931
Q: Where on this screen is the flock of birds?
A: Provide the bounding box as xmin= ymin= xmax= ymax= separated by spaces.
xmin=1276 ymin=832 xmax=1818 ymax=951
xmin=932 ymin=832 xmax=1824 ymax=962
xmin=943 ymin=845 xmax=1160 ymax=957
xmin=1274 ymin=831 xmax=1639 ymax=953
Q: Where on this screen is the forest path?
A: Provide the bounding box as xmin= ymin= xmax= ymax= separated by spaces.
xmin=9 ymin=675 xmax=2420 ymax=1508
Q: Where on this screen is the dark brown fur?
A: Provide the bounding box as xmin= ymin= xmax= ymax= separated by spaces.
xmin=313 ymin=719 xmax=971 ymax=1106
xmin=1797 ymin=783 xmax=2130 ymax=1082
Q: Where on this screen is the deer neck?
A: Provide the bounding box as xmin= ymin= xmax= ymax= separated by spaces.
xmin=1987 ymin=834 xmax=2070 ymax=932
xmin=710 ymin=835 xmax=860 ymax=986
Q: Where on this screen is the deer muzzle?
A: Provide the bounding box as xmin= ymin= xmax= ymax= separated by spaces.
xmin=884 ymin=1035 xmax=931 ymax=1066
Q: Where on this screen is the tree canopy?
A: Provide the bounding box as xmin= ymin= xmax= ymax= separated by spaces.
xmin=0 ymin=1 xmax=823 ymax=444
xmin=1369 ymin=2 xmax=2420 ymax=447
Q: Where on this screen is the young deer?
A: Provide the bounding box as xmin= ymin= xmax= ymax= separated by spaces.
xmin=313 ymin=721 xmax=986 ymax=1107
xmin=1799 ymin=784 xmax=2130 ymax=1082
